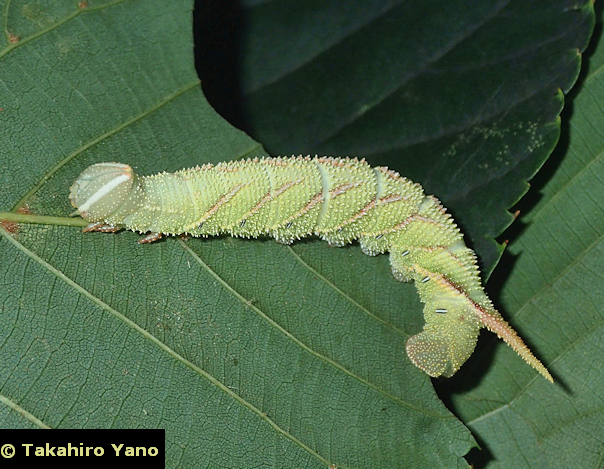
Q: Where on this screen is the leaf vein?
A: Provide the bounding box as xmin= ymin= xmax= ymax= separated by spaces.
xmin=0 ymin=229 xmax=333 ymax=466
xmin=0 ymin=392 xmax=51 ymax=428
xmin=179 ymin=239 xmax=450 ymax=419
xmin=12 ymin=80 xmax=201 ymax=212
xmin=286 ymin=245 xmax=408 ymax=338
xmin=0 ymin=0 xmax=129 ymax=60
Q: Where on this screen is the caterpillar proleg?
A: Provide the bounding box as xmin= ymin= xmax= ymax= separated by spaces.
xmin=69 ymin=156 xmax=553 ymax=382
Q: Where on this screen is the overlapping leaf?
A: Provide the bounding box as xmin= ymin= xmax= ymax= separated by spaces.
xmin=447 ymin=6 xmax=604 ymax=467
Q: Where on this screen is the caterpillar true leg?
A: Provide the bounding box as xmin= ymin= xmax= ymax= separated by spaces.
xmin=139 ymin=232 xmax=163 ymax=244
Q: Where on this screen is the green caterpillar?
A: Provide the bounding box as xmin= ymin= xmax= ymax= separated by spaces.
xmin=69 ymin=156 xmax=553 ymax=382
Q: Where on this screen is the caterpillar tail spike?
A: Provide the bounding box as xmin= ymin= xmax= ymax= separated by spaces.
xmin=69 ymin=157 xmax=553 ymax=382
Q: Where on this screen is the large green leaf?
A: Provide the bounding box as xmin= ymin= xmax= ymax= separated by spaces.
xmin=0 ymin=0 xmax=594 ymax=467
xmin=445 ymin=4 xmax=604 ymax=467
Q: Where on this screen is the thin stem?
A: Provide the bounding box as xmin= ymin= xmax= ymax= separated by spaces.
xmin=0 ymin=212 xmax=88 ymax=227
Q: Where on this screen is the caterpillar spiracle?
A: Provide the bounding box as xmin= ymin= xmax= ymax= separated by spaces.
xmin=69 ymin=156 xmax=553 ymax=382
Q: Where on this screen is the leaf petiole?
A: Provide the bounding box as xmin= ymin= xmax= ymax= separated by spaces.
xmin=0 ymin=212 xmax=88 ymax=227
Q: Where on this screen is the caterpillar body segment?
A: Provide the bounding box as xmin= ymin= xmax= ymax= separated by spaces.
xmin=69 ymin=156 xmax=553 ymax=382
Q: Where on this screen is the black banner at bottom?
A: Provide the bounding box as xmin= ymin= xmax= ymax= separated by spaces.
xmin=0 ymin=429 xmax=164 ymax=467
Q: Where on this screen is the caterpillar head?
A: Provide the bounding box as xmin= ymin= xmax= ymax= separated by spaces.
xmin=405 ymin=304 xmax=481 ymax=378
xmin=69 ymin=163 xmax=139 ymax=222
